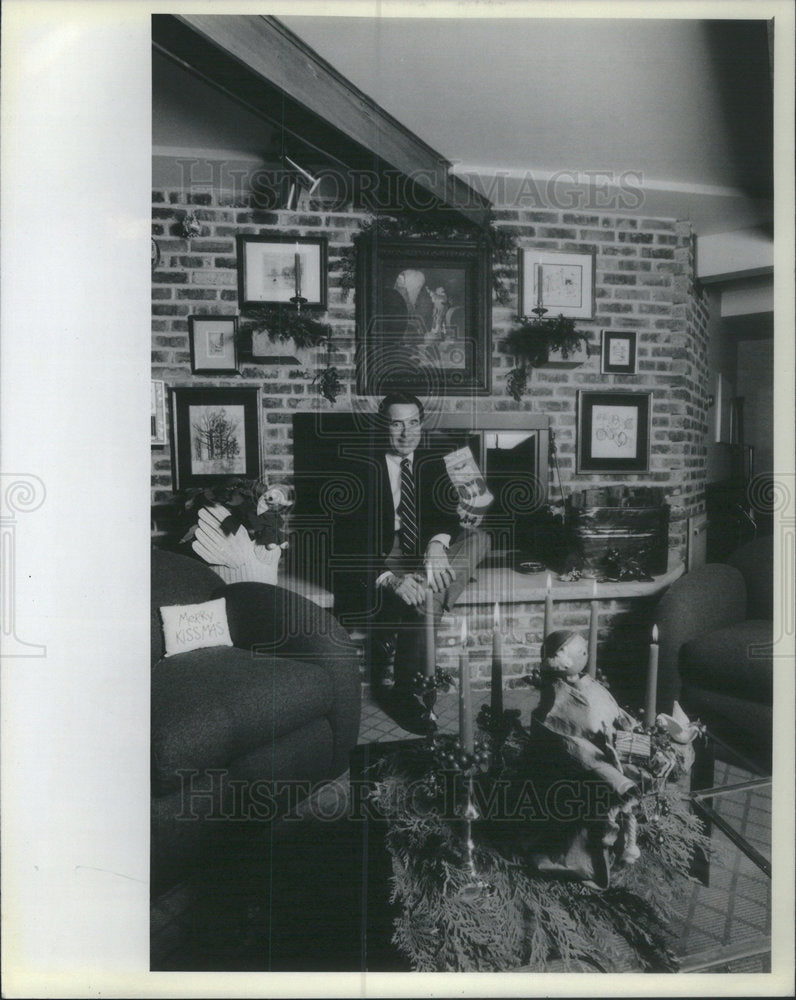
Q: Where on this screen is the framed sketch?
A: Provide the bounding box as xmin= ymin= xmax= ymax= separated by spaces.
xmin=601 ymin=330 xmax=637 ymax=374
xmin=355 ymin=235 xmax=491 ymax=395
xmin=519 ymin=249 xmax=595 ymax=319
xmin=189 ymin=315 xmax=239 ymax=374
xmin=170 ymin=387 xmax=262 ymax=490
xmin=577 ymin=390 xmax=651 ymax=473
xmin=151 ymin=380 xmax=166 ymax=446
xmin=236 ymin=235 xmax=327 ymax=309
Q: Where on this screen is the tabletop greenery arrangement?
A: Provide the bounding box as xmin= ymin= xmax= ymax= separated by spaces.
xmin=368 ymin=723 xmax=712 ymax=973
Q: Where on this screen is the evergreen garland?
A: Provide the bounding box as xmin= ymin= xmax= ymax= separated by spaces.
xmin=338 ymin=212 xmax=516 ymax=305
xmin=370 ymin=746 xmax=713 ymax=973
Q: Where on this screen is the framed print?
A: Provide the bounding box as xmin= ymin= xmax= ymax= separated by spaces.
xmin=601 ymin=330 xmax=637 ymax=374
xmin=355 ymin=235 xmax=491 ymax=395
xmin=577 ymin=390 xmax=651 ymax=473
xmin=170 ymin=387 xmax=262 ymax=490
xmin=151 ymin=380 xmax=166 ymax=446
xmin=519 ymin=249 xmax=595 ymax=319
xmin=237 ymin=235 xmax=327 ymax=309
xmin=189 ymin=315 xmax=239 ymax=374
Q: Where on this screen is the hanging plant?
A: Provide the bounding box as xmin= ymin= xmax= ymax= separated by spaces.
xmin=289 ymin=327 xmax=345 ymax=405
xmin=238 ymin=305 xmax=332 ymax=350
xmin=339 ymin=211 xmax=515 ymax=306
xmin=505 ymin=312 xmax=590 ymax=401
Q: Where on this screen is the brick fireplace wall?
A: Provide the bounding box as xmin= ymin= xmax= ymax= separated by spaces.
xmin=151 ymin=183 xmax=710 ymax=701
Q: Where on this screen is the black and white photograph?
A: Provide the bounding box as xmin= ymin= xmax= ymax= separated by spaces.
xmin=2 ymin=2 xmax=794 ymax=998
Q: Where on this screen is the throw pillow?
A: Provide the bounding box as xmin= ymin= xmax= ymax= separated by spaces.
xmin=159 ymin=597 xmax=233 ymax=657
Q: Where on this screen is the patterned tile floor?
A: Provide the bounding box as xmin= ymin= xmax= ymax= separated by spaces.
xmin=676 ymin=760 xmax=771 ymax=971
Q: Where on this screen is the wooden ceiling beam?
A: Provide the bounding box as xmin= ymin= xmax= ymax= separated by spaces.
xmin=156 ymin=13 xmax=491 ymax=228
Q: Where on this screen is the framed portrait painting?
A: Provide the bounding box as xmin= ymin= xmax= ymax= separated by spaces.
xmin=519 ymin=249 xmax=595 ymax=319
xmin=355 ymin=235 xmax=491 ymax=395
xmin=601 ymin=330 xmax=637 ymax=375
xmin=189 ymin=315 xmax=239 ymax=374
xmin=237 ymin=235 xmax=327 ymax=310
xmin=170 ymin=387 xmax=262 ymax=490
xmin=577 ymin=390 xmax=651 ymax=473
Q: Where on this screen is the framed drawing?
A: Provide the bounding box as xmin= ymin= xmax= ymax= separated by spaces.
xmin=601 ymin=330 xmax=637 ymax=374
xmin=355 ymin=235 xmax=491 ymax=395
xmin=151 ymin=380 xmax=166 ymax=446
xmin=236 ymin=235 xmax=327 ymax=310
xmin=170 ymin=387 xmax=262 ymax=490
xmin=577 ymin=390 xmax=651 ymax=473
xmin=189 ymin=315 xmax=239 ymax=374
xmin=519 ymin=249 xmax=595 ymax=319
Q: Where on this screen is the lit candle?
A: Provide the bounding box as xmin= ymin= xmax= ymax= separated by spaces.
xmin=294 ymin=245 xmax=302 ymax=298
xmin=425 ymin=564 xmax=436 ymax=678
xmin=543 ymin=572 xmax=553 ymax=639
xmin=491 ymin=601 xmax=504 ymax=716
xmin=587 ymin=578 xmax=598 ymax=678
xmin=645 ymin=625 xmax=659 ymax=727
xmin=459 ymin=617 xmax=473 ymax=753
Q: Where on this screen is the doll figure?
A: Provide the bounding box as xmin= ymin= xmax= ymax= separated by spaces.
xmin=524 ymin=629 xmax=642 ymax=887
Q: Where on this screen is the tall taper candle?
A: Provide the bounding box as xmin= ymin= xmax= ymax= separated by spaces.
xmin=536 ymin=263 xmax=542 ymax=310
xmin=645 ymin=624 xmax=659 ymax=726
xmin=491 ymin=601 xmax=504 ymax=716
xmin=587 ymin=578 xmax=598 ymax=678
xmin=543 ymin=572 xmax=553 ymax=638
xmin=294 ymin=248 xmax=302 ymax=298
xmin=425 ymin=563 xmax=436 ymax=677
xmin=459 ymin=617 xmax=474 ymax=753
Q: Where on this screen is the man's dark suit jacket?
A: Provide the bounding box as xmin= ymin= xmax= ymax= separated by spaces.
xmin=330 ymin=445 xmax=460 ymax=620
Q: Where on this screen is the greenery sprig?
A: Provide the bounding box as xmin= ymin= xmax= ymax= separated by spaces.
xmin=239 ymin=305 xmax=332 ymax=350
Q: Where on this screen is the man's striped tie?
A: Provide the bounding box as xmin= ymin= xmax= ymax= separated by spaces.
xmin=398 ymin=458 xmax=419 ymax=555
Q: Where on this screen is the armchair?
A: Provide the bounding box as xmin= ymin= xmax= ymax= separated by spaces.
xmin=151 ymin=548 xmax=360 ymax=894
xmin=653 ymin=536 xmax=773 ymax=768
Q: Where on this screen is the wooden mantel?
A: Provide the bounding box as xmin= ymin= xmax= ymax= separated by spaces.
xmin=452 ymin=556 xmax=685 ymax=607
xmin=153 ymin=14 xmax=491 ymax=228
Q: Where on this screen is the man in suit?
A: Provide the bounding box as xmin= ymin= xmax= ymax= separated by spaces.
xmin=332 ymin=392 xmax=491 ymax=731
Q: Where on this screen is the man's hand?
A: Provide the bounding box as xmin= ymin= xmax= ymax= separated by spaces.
xmin=424 ymin=540 xmax=455 ymax=593
xmin=388 ymin=572 xmax=427 ymax=607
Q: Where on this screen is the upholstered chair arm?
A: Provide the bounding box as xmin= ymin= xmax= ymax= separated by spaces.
xmin=214 ymin=582 xmax=360 ymax=773
xmin=653 ymin=563 xmax=747 ymax=714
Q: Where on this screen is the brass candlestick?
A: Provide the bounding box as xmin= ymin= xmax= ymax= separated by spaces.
xmin=457 ymin=776 xmax=493 ymax=899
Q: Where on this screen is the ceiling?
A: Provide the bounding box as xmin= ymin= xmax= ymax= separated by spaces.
xmin=153 ymin=14 xmax=773 ymax=237
xmin=276 ymin=15 xmax=773 ymax=236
